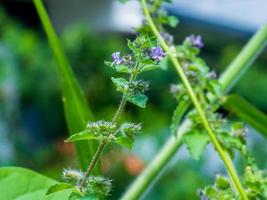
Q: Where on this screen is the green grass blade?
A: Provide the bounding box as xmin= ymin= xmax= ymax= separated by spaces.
xmin=33 ymin=0 xmax=98 ymax=171
xmin=219 ymin=24 xmax=267 ymax=93
xmin=222 ymin=94 xmax=267 ymax=138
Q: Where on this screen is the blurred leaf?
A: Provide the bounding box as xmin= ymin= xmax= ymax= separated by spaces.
xmin=47 ymin=183 xmax=74 ymax=195
xmin=115 ymin=64 xmax=130 ymax=73
xmin=34 ymin=0 xmax=98 ymax=171
xmin=215 ymin=176 xmax=230 ymax=190
xmin=171 ymin=100 xmax=190 ymax=136
xmin=111 ymin=77 xmax=127 ymax=92
xmin=115 ymin=137 xmax=134 ymax=150
xmin=141 ymin=64 xmax=160 ymax=72
xmin=167 ymin=16 xmax=179 ymax=27
xmin=222 ymin=94 xmax=267 ymax=138
xmin=0 ymin=167 xmax=71 ymax=200
xmin=66 ymin=130 xmax=98 ymax=142
xmin=126 ymin=94 xmax=148 ymax=108
xmin=183 ymin=130 xmax=210 ymax=160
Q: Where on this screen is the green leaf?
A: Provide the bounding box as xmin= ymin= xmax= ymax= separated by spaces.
xmin=115 ymin=136 xmax=134 ymax=150
xmin=222 ymin=94 xmax=267 ymax=138
xmin=66 ymin=130 xmax=98 ymax=142
xmin=141 ymin=64 xmax=159 ymax=72
xmin=215 ymin=176 xmax=230 ymax=190
xmin=183 ymin=130 xmax=210 ymax=160
xmin=167 ymin=16 xmax=179 ymax=27
xmin=104 ymin=61 xmax=113 ymax=68
xmin=33 ymin=0 xmax=98 ymax=171
xmin=46 ymin=183 xmax=74 ymax=195
xmin=171 ymin=100 xmax=190 ymax=136
xmin=115 ymin=64 xmax=130 ymax=73
xmin=0 ymin=167 xmax=71 ymax=200
xmin=111 ymin=77 xmax=128 ymax=93
xmin=126 ymin=94 xmax=148 ymax=108
xmin=127 ymin=39 xmax=138 ymax=53
xmin=159 ymin=57 xmax=169 ymax=70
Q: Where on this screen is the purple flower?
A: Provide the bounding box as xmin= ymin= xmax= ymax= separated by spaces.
xmin=150 ymin=46 xmax=165 ymax=61
xmin=112 ymin=52 xmax=123 ymax=65
xmin=186 ymin=35 xmax=204 ymax=48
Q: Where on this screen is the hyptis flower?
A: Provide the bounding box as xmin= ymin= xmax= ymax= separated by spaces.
xmin=186 ymin=35 xmax=204 ymax=48
xmin=112 ymin=52 xmax=123 ymax=65
xmin=150 ymin=46 xmax=165 ymax=61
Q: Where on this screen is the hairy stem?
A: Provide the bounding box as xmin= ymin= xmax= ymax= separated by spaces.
xmin=121 ymin=22 xmax=267 ymax=200
xmin=139 ymin=0 xmax=248 ymax=199
xmin=80 ymin=73 xmax=136 ymax=187
xmin=80 ymin=140 xmax=107 ymax=188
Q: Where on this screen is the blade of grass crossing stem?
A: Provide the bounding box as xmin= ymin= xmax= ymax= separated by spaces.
xmin=33 ymin=0 xmax=98 ymax=172
xmin=222 ymin=94 xmax=267 ymax=138
xmin=219 ymin=25 xmax=267 ymax=93
xmin=121 ymin=14 xmax=267 ymax=200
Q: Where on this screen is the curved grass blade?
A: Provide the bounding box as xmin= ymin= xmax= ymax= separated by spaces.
xmin=222 ymin=94 xmax=267 ymax=138
xmin=33 ymin=0 xmax=98 ymax=171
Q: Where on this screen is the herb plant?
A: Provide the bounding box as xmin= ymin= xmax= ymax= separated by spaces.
xmin=0 ymin=0 xmax=267 ymax=200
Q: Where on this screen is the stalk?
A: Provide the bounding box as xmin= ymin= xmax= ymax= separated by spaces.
xmin=219 ymin=25 xmax=267 ymax=93
xmin=79 ymin=73 xmax=136 ymax=188
xmin=121 ymin=22 xmax=267 ymax=199
xmin=124 ymin=0 xmax=248 ymax=199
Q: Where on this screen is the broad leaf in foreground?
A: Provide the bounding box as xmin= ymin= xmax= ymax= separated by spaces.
xmin=0 ymin=167 xmax=71 ymax=200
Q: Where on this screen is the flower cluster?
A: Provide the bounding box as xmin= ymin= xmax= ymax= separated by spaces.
xmin=87 ymin=120 xmax=117 ymax=138
xmin=149 ymin=46 xmax=166 ymax=62
xmin=63 ymin=168 xmax=84 ymax=185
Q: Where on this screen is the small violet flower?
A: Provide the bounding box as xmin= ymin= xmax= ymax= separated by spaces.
xmin=150 ymin=46 xmax=165 ymax=62
xmin=187 ymin=35 xmax=204 ymax=48
xmin=112 ymin=52 xmax=123 ymax=65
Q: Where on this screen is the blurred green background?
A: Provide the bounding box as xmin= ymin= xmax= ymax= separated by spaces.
xmin=0 ymin=1 xmax=266 ymax=199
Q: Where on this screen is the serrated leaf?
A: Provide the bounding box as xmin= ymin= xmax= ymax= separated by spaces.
xmin=66 ymin=130 xmax=98 ymax=142
xmin=171 ymin=100 xmax=190 ymax=136
xmin=115 ymin=137 xmax=134 ymax=150
xmin=46 ymin=183 xmax=74 ymax=195
xmin=0 ymin=167 xmax=72 ymax=200
xmin=126 ymin=94 xmax=148 ymax=108
xmin=111 ymin=77 xmax=128 ymax=93
xmin=222 ymin=94 xmax=267 ymax=138
xmin=183 ymin=130 xmax=210 ymax=160
xmin=127 ymin=39 xmax=138 ymax=53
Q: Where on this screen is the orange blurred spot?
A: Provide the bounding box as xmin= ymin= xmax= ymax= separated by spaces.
xmin=124 ymin=154 xmax=145 ymax=176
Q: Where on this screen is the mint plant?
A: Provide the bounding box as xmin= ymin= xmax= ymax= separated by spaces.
xmin=53 ymin=34 xmax=167 ymax=198
xmin=0 ymin=0 xmax=266 ymax=200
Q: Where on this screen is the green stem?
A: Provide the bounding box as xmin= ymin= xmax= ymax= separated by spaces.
xmin=121 ymin=120 xmax=191 ymax=200
xmin=122 ymin=22 xmax=267 ymax=200
xmin=139 ymin=0 xmax=247 ymax=199
xmin=219 ymin=25 xmax=267 ymax=93
xmin=79 ymin=73 xmax=136 ymax=187
xmin=80 ymin=140 xmax=107 ymax=188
